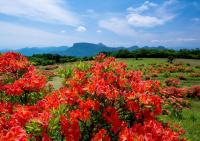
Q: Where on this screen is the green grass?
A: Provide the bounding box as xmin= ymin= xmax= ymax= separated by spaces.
xmin=175 ymin=59 xmax=200 ymax=67
xmin=160 ymin=99 xmax=200 ymax=141
xmin=48 ymin=76 xmax=64 ymax=90
xmin=118 ymin=58 xmax=200 ymax=86
xmin=117 ymin=58 xmax=167 ymax=69
xmin=118 ymin=58 xmax=200 ymax=68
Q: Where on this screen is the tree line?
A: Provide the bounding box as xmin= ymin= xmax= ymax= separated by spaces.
xmin=28 ymin=48 xmax=200 ymax=65
xmin=102 ymin=48 xmax=200 ymax=59
xmin=28 ymin=54 xmax=92 ymax=65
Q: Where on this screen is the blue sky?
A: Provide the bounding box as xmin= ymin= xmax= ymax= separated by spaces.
xmin=0 ymin=0 xmax=200 ymax=49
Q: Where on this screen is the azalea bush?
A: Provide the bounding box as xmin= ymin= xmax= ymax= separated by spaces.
xmin=138 ymin=63 xmax=193 ymax=76
xmin=188 ymin=85 xmax=200 ymax=99
xmin=160 ymin=87 xmax=190 ymax=118
xmin=165 ymin=78 xmax=181 ymax=87
xmin=0 ymin=52 xmax=47 ymax=104
xmin=0 ymin=53 xmax=186 ymax=140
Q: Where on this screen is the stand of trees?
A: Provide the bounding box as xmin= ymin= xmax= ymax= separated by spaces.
xmin=102 ymin=48 xmax=200 ymax=59
xmin=29 ymin=54 xmax=93 ymax=65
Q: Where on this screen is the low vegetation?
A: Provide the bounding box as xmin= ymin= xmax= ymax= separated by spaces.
xmin=29 ymin=54 xmax=93 ymax=66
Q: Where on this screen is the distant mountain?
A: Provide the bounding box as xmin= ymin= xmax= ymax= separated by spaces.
xmin=128 ymin=46 xmax=140 ymax=51
xmin=60 ymin=43 xmax=118 ymax=57
xmin=0 ymin=49 xmax=12 ymax=53
xmin=60 ymin=43 xmax=164 ymax=57
xmin=0 ymin=43 xmax=168 ymax=57
xmin=142 ymin=46 xmax=167 ymax=50
xmin=0 ymin=46 xmax=69 ymax=56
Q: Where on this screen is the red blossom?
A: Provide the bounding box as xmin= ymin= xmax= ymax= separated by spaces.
xmin=165 ymin=78 xmax=181 ymax=86
xmin=60 ymin=115 xmax=80 ymax=141
xmin=91 ymin=129 xmax=110 ymax=141
xmin=0 ymin=52 xmax=29 ymax=73
xmin=1 ymin=126 xmax=28 ymax=141
xmin=119 ymin=120 xmax=186 ymax=141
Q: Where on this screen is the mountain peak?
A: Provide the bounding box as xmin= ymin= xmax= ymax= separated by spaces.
xmin=73 ymin=42 xmax=97 ymax=47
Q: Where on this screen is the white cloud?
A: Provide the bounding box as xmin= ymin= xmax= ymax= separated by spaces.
xmin=127 ymin=1 xmax=157 ymax=13
xmin=127 ymin=14 xmax=164 ymax=27
xmin=150 ymin=38 xmax=199 ymax=44
xmin=156 ymin=0 xmax=177 ymax=20
xmin=76 ymin=26 xmax=87 ymax=32
xmin=126 ymin=0 xmax=177 ymax=27
xmin=151 ymin=39 xmax=160 ymax=43
xmin=150 ymin=39 xmax=174 ymax=43
xmin=99 ymin=18 xmax=135 ymax=36
xmin=176 ymin=38 xmax=198 ymax=42
xmin=61 ymin=30 xmax=66 ymax=33
xmin=0 ymin=21 xmax=77 ymax=49
xmin=0 ymin=0 xmax=79 ymax=26
xmin=87 ymin=9 xmax=95 ymax=13
xmin=97 ymin=30 xmax=102 ymax=33
xmin=97 ymin=1 xmax=180 ymax=38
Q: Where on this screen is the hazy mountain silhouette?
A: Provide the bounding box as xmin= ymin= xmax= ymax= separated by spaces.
xmin=0 ymin=42 xmax=168 ymax=56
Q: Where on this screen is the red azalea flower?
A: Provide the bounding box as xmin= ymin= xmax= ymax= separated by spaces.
xmin=1 ymin=126 xmax=28 ymax=141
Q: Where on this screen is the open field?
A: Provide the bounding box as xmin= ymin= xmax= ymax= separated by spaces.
xmin=119 ymin=58 xmax=200 ymax=87
xmin=118 ymin=58 xmax=200 ymax=67
xmin=45 ymin=58 xmax=200 ymax=89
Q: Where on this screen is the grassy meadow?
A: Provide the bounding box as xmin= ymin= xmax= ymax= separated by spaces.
xmin=38 ymin=57 xmax=200 ymax=140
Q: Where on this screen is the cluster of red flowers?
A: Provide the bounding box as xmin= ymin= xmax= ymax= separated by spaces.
xmin=0 ymin=52 xmax=49 ymax=140
xmin=160 ymin=84 xmax=200 ymax=115
xmin=160 ymin=87 xmax=189 ymax=115
xmin=119 ymin=120 xmax=184 ymax=141
xmin=0 ymin=52 xmax=29 ymax=73
xmin=0 ymin=53 xmax=47 ymax=99
xmin=140 ymin=63 xmax=193 ymax=77
xmin=165 ymin=78 xmax=181 ymax=87
xmin=0 ymin=53 xmax=186 ymax=140
xmin=2 ymin=66 xmax=46 ymax=96
xmin=188 ymin=85 xmax=200 ymax=99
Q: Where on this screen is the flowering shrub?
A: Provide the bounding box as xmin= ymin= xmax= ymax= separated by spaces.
xmin=3 ymin=67 xmax=46 ymax=95
xmin=165 ymin=78 xmax=181 ymax=87
xmin=160 ymin=87 xmax=189 ymax=117
xmin=0 ymin=53 xmax=186 ymax=140
xmin=188 ymin=85 xmax=200 ymax=99
xmin=0 ymin=52 xmax=29 ymax=74
xmin=138 ymin=63 xmax=193 ymax=77
xmin=0 ymin=52 xmax=47 ymax=104
xmin=119 ymin=120 xmax=185 ymax=141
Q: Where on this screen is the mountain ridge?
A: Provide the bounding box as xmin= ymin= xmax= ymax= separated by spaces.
xmin=0 ymin=42 xmax=171 ymax=57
